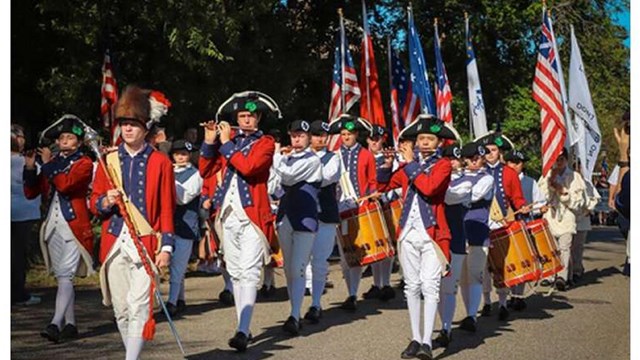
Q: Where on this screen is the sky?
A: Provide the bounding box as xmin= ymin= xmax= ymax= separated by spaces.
xmin=612 ymin=9 xmax=630 ymax=47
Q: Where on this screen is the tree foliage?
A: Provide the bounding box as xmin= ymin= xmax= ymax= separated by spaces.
xmin=12 ymin=0 xmax=629 ymax=173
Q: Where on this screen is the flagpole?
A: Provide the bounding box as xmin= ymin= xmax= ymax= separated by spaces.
xmin=338 ymin=8 xmax=346 ymax=114
xmin=464 ymin=11 xmax=473 ymax=137
xmin=362 ymin=0 xmax=372 ymax=119
xmin=387 ymin=36 xmax=395 ymax=146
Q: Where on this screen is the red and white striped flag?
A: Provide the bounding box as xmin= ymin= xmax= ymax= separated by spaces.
xmin=100 ymin=49 xmax=119 ymax=145
xmin=359 ymin=0 xmax=385 ymax=128
xmin=327 ymin=11 xmax=361 ymax=151
xmin=532 ymin=9 xmax=566 ymax=176
xmin=434 ymin=20 xmax=453 ymax=123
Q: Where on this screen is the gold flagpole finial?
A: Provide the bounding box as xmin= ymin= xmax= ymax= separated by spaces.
xmin=434 ymin=17 xmax=438 ymax=26
xmin=464 ymin=11 xmax=469 ymax=20
xmin=337 ymin=8 xmax=343 ymax=17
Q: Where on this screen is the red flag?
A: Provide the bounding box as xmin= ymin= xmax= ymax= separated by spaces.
xmin=100 ymin=49 xmax=119 ymax=145
xmin=359 ymin=0 xmax=385 ymax=128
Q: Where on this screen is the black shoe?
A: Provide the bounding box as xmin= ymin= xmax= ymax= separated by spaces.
xmin=340 ymin=295 xmax=357 ymax=312
xmin=228 ymin=331 xmax=249 ymax=352
xmin=401 ymin=340 xmax=421 ymax=359
xmin=165 ymin=302 xmax=178 ymax=317
xmin=459 ymin=316 xmax=477 ymax=332
xmin=555 ymin=277 xmax=567 ymax=292
xmin=259 ymin=285 xmax=276 ymax=298
xmin=433 ymin=330 xmax=451 ymax=349
xmin=304 ymin=306 xmax=322 ymax=324
xmin=540 ymin=279 xmax=552 ymax=287
xmin=481 ymin=304 xmax=492 ymax=317
xmin=379 ymin=285 xmax=396 ymax=301
xmin=572 ymin=274 xmax=582 ymax=285
xmin=176 ymin=299 xmax=187 ymax=313
xmin=416 ymin=343 xmax=433 ymax=360
xmin=363 ymin=285 xmax=381 ymax=300
xmin=362 ymin=265 xmax=372 ymax=277
xmin=498 ymin=305 xmax=509 ymax=321
xmin=512 ymin=298 xmax=527 ymax=311
xmin=282 ymin=316 xmax=302 ymax=336
xmin=58 ymin=324 xmax=78 ymax=342
xmin=40 ymin=324 xmax=60 ymax=343
xmin=219 ymin=289 xmax=235 ymax=306
xmin=304 ymin=288 xmax=312 ymax=296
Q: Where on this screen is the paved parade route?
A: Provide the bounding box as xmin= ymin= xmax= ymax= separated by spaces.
xmin=11 ymin=227 xmax=629 ymax=360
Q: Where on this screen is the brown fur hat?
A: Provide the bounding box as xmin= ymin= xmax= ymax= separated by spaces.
xmin=115 ymin=85 xmax=151 ymax=125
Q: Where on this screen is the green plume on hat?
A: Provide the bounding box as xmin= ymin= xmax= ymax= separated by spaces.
xmin=430 ymin=123 xmax=442 ymax=133
xmin=344 ymin=121 xmax=355 ymax=131
xmin=495 ymin=136 xmax=504 ymax=147
xmin=71 ymin=125 xmax=83 ymax=136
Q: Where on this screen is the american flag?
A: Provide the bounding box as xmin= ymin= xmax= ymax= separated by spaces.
xmin=533 ymin=9 xmax=566 ymax=176
xmin=407 ymin=5 xmax=436 ymax=118
xmin=388 ymin=45 xmax=411 ymax=146
xmin=434 ymin=21 xmax=453 ymax=123
xmin=100 ymin=49 xmax=119 ymax=145
xmin=328 ymin=17 xmax=361 ymax=150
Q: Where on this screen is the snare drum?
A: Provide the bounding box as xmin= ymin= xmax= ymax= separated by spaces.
xmin=382 ymin=199 xmax=403 ymax=242
xmin=338 ymin=200 xmax=394 ymax=267
xmin=525 ymin=219 xmax=562 ymax=279
xmin=487 ymin=221 xmax=541 ymax=287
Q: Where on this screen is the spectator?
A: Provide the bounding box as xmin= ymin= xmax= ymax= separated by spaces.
xmin=613 ymin=121 xmax=630 ymax=276
xmin=11 ymin=124 xmax=42 ymax=305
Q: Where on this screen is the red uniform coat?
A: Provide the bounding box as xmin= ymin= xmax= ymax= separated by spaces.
xmin=339 ymin=144 xmax=377 ymax=198
xmin=23 ymin=152 xmax=94 ymax=254
xmin=378 ymin=157 xmax=452 ymax=262
xmin=90 ymin=144 xmax=176 ymax=263
xmin=501 ymin=165 xmax=527 ymax=210
xmin=198 ymin=134 xmax=275 ymax=240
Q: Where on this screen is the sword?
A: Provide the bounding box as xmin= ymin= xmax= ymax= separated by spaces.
xmin=155 ymin=290 xmax=186 ymax=358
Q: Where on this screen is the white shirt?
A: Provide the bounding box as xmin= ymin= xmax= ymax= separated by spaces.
xmin=399 ymin=153 xmax=433 ymax=242
xmin=174 ymin=164 xmax=203 ymax=205
xmin=315 ymin=149 xmax=341 ymax=187
xmin=608 ymin=165 xmax=620 ymax=186
xmin=273 ymin=147 xmax=322 ymax=186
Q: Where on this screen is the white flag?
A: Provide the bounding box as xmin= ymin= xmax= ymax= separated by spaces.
xmin=465 ymin=17 xmax=488 ymax=138
xmin=569 ymin=25 xmax=601 ymax=183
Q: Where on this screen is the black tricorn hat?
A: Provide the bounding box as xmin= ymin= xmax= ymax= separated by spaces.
xmin=216 ymin=91 xmax=282 ymax=122
xmin=474 ymin=131 xmax=514 ymax=151
xmin=327 ymin=114 xmax=372 ymax=135
xmin=369 ymin=125 xmax=388 ymax=138
xmin=398 ymin=114 xmax=457 ymax=140
xmin=43 ymin=114 xmax=86 ymax=140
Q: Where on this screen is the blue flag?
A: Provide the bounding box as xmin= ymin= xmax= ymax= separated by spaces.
xmin=407 ymin=7 xmax=436 ymax=116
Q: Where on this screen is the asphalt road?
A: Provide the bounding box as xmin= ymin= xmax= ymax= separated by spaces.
xmin=11 ymin=226 xmax=630 ymax=360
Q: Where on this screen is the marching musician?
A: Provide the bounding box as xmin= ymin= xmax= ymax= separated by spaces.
xmin=378 ymin=115 xmax=455 ymax=359
xmin=504 ymin=149 xmax=545 ymax=309
xmin=436 ymin=144 xmax=465 ymax=348
xmin=303 ymin=120 xmax=341 ymax=323
xmin=537 ymin=148 xmax=587 ymax=291
xmin=198 ymin=92 xmax=278 ymax=352
xmin=166 ymin=140 xmax=203 ymax=317
xmin=363 ymin=125 xmax=397 ymax=302
xmin=90 ymin=85 xmax=176 ymax=360
xmin=476 ymin=132 xmax=528 ymax=321
xmin=273 ymin=120 xmax=323 ymax=335
xmin=24 ymin=115 xmax=95 ymax=343
xmin=447 ymin=143 xmax=494 ymax=342
xmin=327 ymin=114 xmax=377 ymax=312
